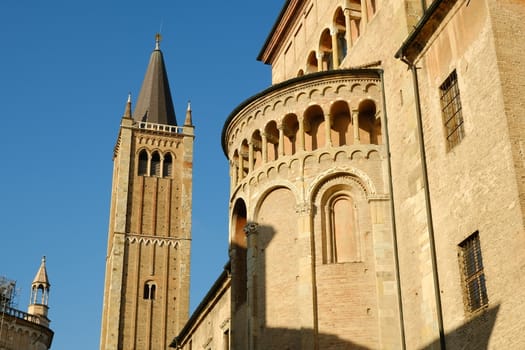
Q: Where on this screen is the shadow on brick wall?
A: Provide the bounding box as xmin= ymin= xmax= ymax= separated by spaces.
xmin=231 ymin=223 xmax=374 ymax=349
xmin=421 ymin=304 xmax=499 ymax=350
xmin=230 ymin=218 xmax=500 ymax=349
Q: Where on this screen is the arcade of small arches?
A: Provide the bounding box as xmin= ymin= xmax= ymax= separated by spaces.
xmin=300 ymin=0 xmax=377 ymax=76
xmin=230 ymin=98 xmax=381 ymax=186
xmin=136 ymin=149 xmax=174 ymax=178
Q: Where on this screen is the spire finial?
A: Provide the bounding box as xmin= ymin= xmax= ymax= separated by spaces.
xmin=184 ymin=100 xmax=193 ymax=126
xmin=123 ymin=93 xmax=132 ymax=119
xmin=155 ymin=33 xmax=162 ymax=50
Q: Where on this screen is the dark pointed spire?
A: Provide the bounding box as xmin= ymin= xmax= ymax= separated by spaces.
xmin=184 ymin=100 xmax=192 ymax=126
xmin=133 ymin=34 xmax=177 ymax=126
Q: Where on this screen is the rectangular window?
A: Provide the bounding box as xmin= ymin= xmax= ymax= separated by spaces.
xmin=459 ymin=231 xmax=488 ymax=313
xmin=439 ymin=70 xmax=464 ymax=149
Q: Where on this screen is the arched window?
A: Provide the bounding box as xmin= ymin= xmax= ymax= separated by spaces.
xmin=163 ymin=153 xmax=173 ymax=178
xmin=144 ymin=281 xmax=156 ymax=300
xmin=327 ymin=194 xmax=360 ymax=263
xmin=138 ymin=150 xmax=148 ymax=176
xmin=358 ymin=100 xmax=381 ymax=145
xmin=330 ymin=101 xmax=352 ymax=146
xmin=304 ymin=105 xmax=325 ymax=151
xmin=319 ymin=29 xmax=333 ymax=71
xmin=306 ymin=51 xmax=318 ymax=74
xmin=265 ymin=121 xmax=279 ymax=161
xmin=240 ymin=140 xmax=249 ymax=178
xmin=151 ymin=152 xmax=161 ymax=177
xmin=334 ymin=8 xmax=348 ymax=63
xmin=282 ymin=114 xmax=299 ymax=155
xmin=31 ymin=284 xmax=49 ymax=305
xmin=314 ymin=177 xmax=366 ymax=264
xmin=232 ymin=150 xmax=240 ymax=187
xmin=251 ymin=130 xmax=263 ymax=169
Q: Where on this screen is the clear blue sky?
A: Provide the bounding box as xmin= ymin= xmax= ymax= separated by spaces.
xmin=0 ymin=1 xmax=283 ymax=348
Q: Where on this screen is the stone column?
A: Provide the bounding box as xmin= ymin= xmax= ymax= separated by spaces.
xmin=316 ymin=52 xmax=324 ymax=72
xmin=278 ymin=123 xmax=285 ymax=157
xmin=230 ymin=161 xmax=237 ymax=189
xmin=352 ymin=109 xmax=360 ymax=144
xmin=261 ymin=133 xmax=268 ymax=163
xmin=238 ymin=151 xmax=244 ymax=181
xmin=298 ymin=116 xmax=305 ymax=152
xmin=248 ymin=142 xmax=254 ymax=173
xmin=244 ymin=222 xmax=259 ymax=350
xmin=325 ymin=113 xmax=333 ymax=148
xmin=330 ymin=26 xmax=340 ymax=69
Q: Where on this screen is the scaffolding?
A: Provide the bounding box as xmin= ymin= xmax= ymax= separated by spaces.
xmin=0 ymin=276 xmax=17 ymax=348
xmin=0 ymin=277 xmax=16 ymax=309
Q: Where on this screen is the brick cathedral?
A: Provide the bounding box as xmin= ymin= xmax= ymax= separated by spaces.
xmin=100 ymin=1 xmax=525 ymax=349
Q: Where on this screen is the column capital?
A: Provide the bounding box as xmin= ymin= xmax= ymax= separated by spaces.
xmin=295 ymin=202 xmax=312 ymax=216
xmin=243 ymin=222 xmax=259 ymax=236
xmin=316 ymin=51 xmax=325 ymax=60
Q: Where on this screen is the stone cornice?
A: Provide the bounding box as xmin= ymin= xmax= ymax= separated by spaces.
xmin=125 ymin=232 xmax=190 ymax=248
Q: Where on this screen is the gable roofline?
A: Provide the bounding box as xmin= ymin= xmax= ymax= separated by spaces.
xmin=257 ymin=0 xmax=305 ymax=64
xmin=395 ymin=0 xmax=457 ymax=63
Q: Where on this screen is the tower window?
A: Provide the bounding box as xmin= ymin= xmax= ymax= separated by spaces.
xmin=459 ymin=231 xmax=488 ymax=313
xmin=163 ymin=153 xmax=173 ymax=178
xmin=143 ymin=281 xmax=157 ymax=300
xmin=440 ymin=70 xmax=464 ymax=150
xmin=151 ymin=152 xmax=161 ymax=177
xmin=138 ymin=150 xmax=148 ymax=176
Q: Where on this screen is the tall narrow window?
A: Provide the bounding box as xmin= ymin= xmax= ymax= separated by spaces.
xmin=151 ymin=152 xmax=161 ymax=177
xmin=138 ymin=150 xmax=148 ymax=176
xmin=459 ymin=232 xmax=488 ymax=313
xmin=440 ymin=70 xmax=464 ymax=150
xmin=163 ymin=153 xmax=173 ymax=178
xmin=143 ymin=281 xmax=157 ymax=300
xmin=328 ymin=195 xmax=360 ymax=263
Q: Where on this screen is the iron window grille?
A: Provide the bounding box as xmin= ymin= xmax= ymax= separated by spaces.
xmin=440 ymin=70 xmax=465 ymax=149
xmin=459 ymin=231 xmax=488 ymax=313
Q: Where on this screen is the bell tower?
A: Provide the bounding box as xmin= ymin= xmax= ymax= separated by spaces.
xmin=100 ymin=34 xmax=194 ymax=350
